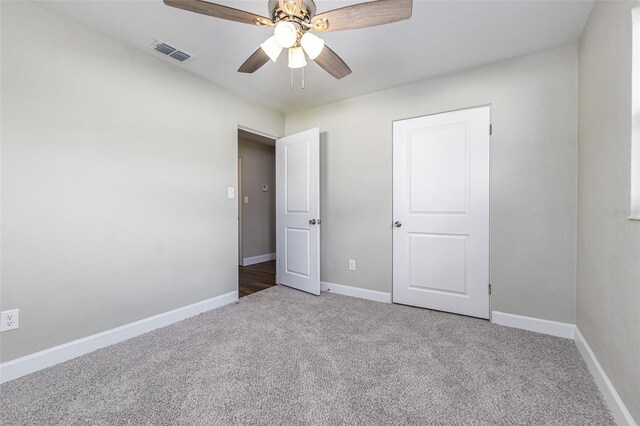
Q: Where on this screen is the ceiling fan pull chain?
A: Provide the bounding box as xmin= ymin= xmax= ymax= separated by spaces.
xmin=301 ymin=67 xmax=305 ymax=90
xmin=290 ymin=68 xmax=294 ymax=90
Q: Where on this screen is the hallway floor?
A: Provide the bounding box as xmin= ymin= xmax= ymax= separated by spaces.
xmin=238 ymin=260 xmax=276 ymax=298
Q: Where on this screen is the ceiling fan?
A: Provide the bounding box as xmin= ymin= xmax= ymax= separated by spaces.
xmin=163 ymin=0 xmax=413 ymax=79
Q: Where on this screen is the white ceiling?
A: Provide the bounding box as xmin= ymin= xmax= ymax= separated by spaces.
xmin=39 ymin=0 xmax=594 ymax=113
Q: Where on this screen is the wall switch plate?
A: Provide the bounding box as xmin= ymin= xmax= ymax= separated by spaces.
xmin=349 ymin=259 xmax=356 ymax=271
xmin=1 ymin=309 xmax=19 ymax=332
xmin=227 ymin=187 xmax=235 ymax=199
xmin=244 ymin=196 xmax=249 ymax=204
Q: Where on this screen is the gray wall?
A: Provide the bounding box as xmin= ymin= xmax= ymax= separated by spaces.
xmin=577 ymin=0 xmax=640 ymax=420
xmin=238 ymin=137 xmax=276 ymax=260
xmin=0 ymin=2 xmax=284 ymax=362
xmin=286 ymin=44 xmax=579 ymax=323
xmin=7 ymin=8 xmax=634 ymax=411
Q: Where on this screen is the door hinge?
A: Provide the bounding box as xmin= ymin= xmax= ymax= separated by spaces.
xmin=488 ymin=284 xmax=492 ymax=295
xmin=489 ymin=124 xmax=493 ymax=135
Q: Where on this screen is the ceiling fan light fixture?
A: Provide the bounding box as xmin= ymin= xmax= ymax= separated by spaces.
xmin=260 ymin=36 xmax=283 ymax=62
xmin=300 ymin=32 xmax=325 ymax=60
xmin=163 ymin=0 xmax=414 ymax=80
xmin=288 ymin=47 xmax=307 ymax=69
xmin=274 ymin=21 xmax=297 ymax=48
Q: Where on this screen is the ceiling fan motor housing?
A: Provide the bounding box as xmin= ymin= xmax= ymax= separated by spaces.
xmin=268 ymin=0 xmax=316 ymax=22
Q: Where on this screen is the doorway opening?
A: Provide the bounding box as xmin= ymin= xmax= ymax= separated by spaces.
xmin=238 ymin=128 xmax=277 ymax=298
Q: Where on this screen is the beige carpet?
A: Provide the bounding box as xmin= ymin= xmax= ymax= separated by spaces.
xmin=1 ymin=286 xmax=613 ymax=425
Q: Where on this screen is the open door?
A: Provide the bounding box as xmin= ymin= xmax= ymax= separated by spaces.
xmin=276 ymin=128 xmax=320 ymax=295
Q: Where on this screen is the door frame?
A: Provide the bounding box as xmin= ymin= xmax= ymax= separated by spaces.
xmin=236 ymin=125 xmax=281 ymax=284
xmin=391 ymin=104 xmax=493 ymax=319
xmin=238 ymin=156 xmax=243 ymax=266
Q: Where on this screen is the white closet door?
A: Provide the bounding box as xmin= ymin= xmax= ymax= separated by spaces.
xmin=393 ymin=107 xmax=490 ymax=318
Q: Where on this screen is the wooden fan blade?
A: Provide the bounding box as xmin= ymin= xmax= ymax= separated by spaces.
xmin=238 ymin=48 xmax=270 ymax=73
xmin=313 ymin=46 xmax=352 ymax=79
xmin=311 ymin=0 xmax=412 ymax=32
xmin=164 ymin=0 xmax=273 ymax=26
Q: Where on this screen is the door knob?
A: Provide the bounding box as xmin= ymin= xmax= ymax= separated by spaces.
xmin=309 ymin=219 xmax=317 ymax=225
xmin=393 ymin=221 xmax=402 ymax=228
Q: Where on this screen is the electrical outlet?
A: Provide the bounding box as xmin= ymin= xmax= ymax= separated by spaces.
xmin=349 ymin=259 xmax=356 ymax=271
xmin=1 ymin=309 xmax=19 ymax=332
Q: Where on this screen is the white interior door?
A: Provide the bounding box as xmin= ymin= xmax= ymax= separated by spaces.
xmin=393 ymin=106 xmax=490 ymax=319
xmin=276 ymin=128 xmax=320 ymax=295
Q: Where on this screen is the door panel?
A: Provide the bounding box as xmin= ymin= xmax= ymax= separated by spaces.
xmin=409 ymin=233 xmax=468 ymax=294
xmin=409 ymin=125 xmax=468 ymax=214
xmin=285 ymin=141 xmax=310 ymax=213
xmin=393 ymin=107 xmax=490 ymax=319
xmin=277 ymin=128 xmax=320 ymax=295
xmin=285 ymin=228 xmax=310 ymax=277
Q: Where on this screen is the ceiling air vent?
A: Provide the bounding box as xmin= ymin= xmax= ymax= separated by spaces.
xmin=169 ymin=50 xmax=191 ymax=62
xmin=150 ymin=41 xmax=194 ymax=63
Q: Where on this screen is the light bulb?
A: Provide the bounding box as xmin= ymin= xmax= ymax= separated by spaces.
xmin=288 ymin=47 xmax=307 ymax=69
xmin=300 ymin=32 xmax=325 ymax=60
xmin=274 ymin=21 xmax=297 ymax=49
xmin=260 ymin=36 xmax=283 ymax=62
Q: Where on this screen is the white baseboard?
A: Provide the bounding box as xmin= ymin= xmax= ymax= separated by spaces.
xmin=2 ymin=291 xmax=634 ymax=426
xmin=242 ymin=253 xmax=276 ymax=266
xmin=491 ymin=312 xmax=636 ymax=425
xmin=320 ymin=281 xmax=391 ymax=304
xmin=574 ymin=328 xmax=637 ymax=426
xmin=0 ymin=290 xmax=238 ymax=384
xmin=491 ymin=311 xmax=575 ymax=339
